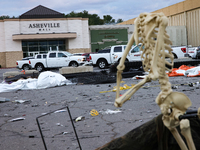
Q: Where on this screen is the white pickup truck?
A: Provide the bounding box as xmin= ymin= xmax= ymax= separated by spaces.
xmin=90 ymin=44 xmax=196 ymax=69
xmin=29 ymin=51 xmax=86 ymax=72
xmin=16 ymin=54 xmax=47 ymax=70
xmin=89 ymin=45 xmax=139 ymax=69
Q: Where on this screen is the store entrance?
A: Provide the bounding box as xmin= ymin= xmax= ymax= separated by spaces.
xmin=28 ymin=52 xmax=39 ymax=57
xmin=22 ymin=40 xmax=66 ymax=58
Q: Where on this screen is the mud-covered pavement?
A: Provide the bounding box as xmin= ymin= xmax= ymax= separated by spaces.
xmin=0 ymin=68 xmax=200 ymax=150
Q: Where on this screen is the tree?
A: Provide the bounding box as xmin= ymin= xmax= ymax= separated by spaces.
xmin=65 ymin=10 xmax=104 ymax=25
xmin=103 ymin=15 xmax=113 ymax=24
xmin=117 ymin=18 xmax=123 ymax=23
xmin=0 ymin=15 xmax=10 ymax=20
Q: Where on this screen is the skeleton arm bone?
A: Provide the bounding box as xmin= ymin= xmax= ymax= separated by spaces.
xmin=115 ymin=75 xmax=151 ymax=107
xmin=116 ymin=33 xmax=135 ymax=99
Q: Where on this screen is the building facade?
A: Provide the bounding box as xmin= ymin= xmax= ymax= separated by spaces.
xmin=0 ymin=5 xmax=90 ymax=68
xmin=119 ymin=0 xmax=200 ymax=47
xmin=89 ymin=24 xmax=134 ymax=52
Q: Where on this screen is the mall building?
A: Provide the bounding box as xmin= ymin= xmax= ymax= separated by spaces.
xmin=0 ymin=5 xmax=90 ymax=68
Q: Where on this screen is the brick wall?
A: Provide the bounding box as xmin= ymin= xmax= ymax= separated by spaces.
xmin=5 ymin=51 xmax=23 ymax=68
xmin=0 ymin=52 xmax=6 ymax=68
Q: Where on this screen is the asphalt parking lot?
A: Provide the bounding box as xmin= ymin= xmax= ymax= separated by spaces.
xmin=0 ymin=67 xmax=200 ymax=149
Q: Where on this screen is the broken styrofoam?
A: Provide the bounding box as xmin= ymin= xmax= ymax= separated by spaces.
xmin=101 ymin=109 xmax=122 ymax=115
xmin=0 ymin=71 xmax=74 ymax=93
xmin=75 ymin=116 xmax=85 ymax=122
xmin=54 ymin=109 xmax=67 ymax=113
xmin=9 ymin=117 xmax=25 ymax=122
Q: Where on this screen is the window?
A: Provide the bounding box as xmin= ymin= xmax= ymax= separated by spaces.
xmin=58 ymin=52 xmax=66 ymax=57
xmin=131 ymin=45 xmax=144 ymax=53
xmin=37 ymin=55 xmax=42 ymax=59
xmin=22 ymin=40 xmax=66 ymax=57
xmin=114 ymin=47 xmax=122 ymax=52
xmin=49 ymin=53 xmax=56 ymax=58
xmin=43 ymin=55 xmax=47 ymax=58
xmin=98 ymin=49 xmax=110 ymax=53
xmin=131 ymin=46 xmax=139 ymax=53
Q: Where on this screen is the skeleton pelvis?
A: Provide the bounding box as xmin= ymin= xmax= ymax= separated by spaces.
xmin=158 ymin=92 xmax=192 ymax=128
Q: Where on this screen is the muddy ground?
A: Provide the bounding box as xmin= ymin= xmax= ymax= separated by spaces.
xmin=0 ymin=68 xmax=200 ymax=150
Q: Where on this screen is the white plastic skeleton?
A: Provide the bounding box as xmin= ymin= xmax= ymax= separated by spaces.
xmin=114 ymin=12 xmax=197 ymax=150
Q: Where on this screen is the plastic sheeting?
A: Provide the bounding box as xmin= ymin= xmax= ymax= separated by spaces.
xmin=0 ymin=71 xmax=73 ymax=93
xmin=168 ymin=65 xmax=200 ymax=77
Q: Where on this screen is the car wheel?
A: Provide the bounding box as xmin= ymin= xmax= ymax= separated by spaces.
xmin=35 ymin=64 xmax=44 ymax=72
xmin=98 ymin=59 xmax=107 ymax=69
xmin=22 ymin=64 xmax=29 ymax=70
xmin=69 ymin=61 xmax=78 ymax=67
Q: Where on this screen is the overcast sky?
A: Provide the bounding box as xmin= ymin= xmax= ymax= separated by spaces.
xmin=0 ymin=0 xmax=184 ymax=21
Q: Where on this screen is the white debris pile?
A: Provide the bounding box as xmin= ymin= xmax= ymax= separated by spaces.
xmin=0 ymin=71 xmax=73 ymax=93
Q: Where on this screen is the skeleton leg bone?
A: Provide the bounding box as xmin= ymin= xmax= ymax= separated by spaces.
xmin=168 ymin=127 xmax=188 ymax=150
xmin=180 ymin=119 xmax=196 ymax=150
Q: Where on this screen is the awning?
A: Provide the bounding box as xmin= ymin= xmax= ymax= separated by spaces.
xmin=12 ymin=32 xmax=77 ymax=41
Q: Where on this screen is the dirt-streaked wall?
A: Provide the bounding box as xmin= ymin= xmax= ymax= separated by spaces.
xmin=0 ymin=52 xmax=6 ymax=68
xmin=5 ymin=51 xmax=23 ymax=68
xmin=119 ymin=0 xmax=200 ymax=46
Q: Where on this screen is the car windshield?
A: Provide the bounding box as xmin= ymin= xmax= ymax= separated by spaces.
xmin=63 ymin=51 xmax=73 ymax=56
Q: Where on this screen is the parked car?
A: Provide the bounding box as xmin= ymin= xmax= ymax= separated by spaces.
xmin=89 ymin=45 xmax=137 ymax=69
xmin=16 ymin=54 xmax=46 ymax=70
xmin=82 ymin=52 xmax=97 ymax=62
xmin=29 ymin=51 xmax=86 ymax=72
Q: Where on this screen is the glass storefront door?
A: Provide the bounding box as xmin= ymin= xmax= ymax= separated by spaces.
xmin=28 ymin=52 xmax=39 ymax=57
xmin=22 ymin=40 xmax=66 ymax=58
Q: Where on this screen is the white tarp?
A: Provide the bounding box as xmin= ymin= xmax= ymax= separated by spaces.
xmin=0 ymin=71 xmax=73 ymax=93
xmin=185 ymin=66 xmax=200 ymax=77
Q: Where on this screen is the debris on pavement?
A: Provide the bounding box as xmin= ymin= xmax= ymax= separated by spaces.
xmin=13 ymin=99 xmax=31 ymax=104
xmin=132 ymin=75 xmax=146 ymax=79
xmin=100 ymin=109 xmax=122 ymax=115
xmin=9 ymin=117 xmax=25 ymax=122
xmin=54 ymin=109 xmax=67 ymax=113
xmin=75 ymin=116 xmax=85 ymax=122
xmin=90 ymin=109 xmax=99 ymax=116
xmin=172 ymin=85 xmax=179 ymax=89
xmin=0 ymin=71 xmax=74 ymax=93
xmin=0 ymin=97 xmax=10 ymax=103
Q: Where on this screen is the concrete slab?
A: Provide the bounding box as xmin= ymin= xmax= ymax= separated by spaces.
xmin=59 ymin=66 xmax=93 ymax=74
xmin=3 ymin=70 xmax=39 ymax=79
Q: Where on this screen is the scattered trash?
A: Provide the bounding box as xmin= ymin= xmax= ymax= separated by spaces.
xmin=101 ymin=109 xmax=122 ymax=115
xmin=112 ymin=84 xmax=135 ymax=92
xmin=90 ymin=109 xmax=99 ymax=116
xmin=0 ymin=97 xmax=10 ymax=103
xmin=32 ymin=104 xmax=39 ymax=107
xmin=9 ymin=117 xmax=25 ymax=122
xmin=54 ymin=109 xmax=67 ymax=113
xmin=75 ymin=116 xmax=85 ymax=122
xmin=139 ymin=120 xmax=143 ymax=122
xmin=188 ymin=83 xmax=194 ymax=87
xmin=29 ymin=135 xmax=35 ymax=138
xmin=4 ymin=114 xmax=11 ymax=117
xmin=56 ymin=123 xmax=63 ymax=126
xmin=62 ymin=132 xmax=68 ymax=135
xmin=13 ymin=100 xmax=31 ymax=104
xmin=172 ymin=85 xmax=178 ymax=89
xmin=132 ymin=75 xmax=146 ymax=79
